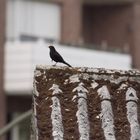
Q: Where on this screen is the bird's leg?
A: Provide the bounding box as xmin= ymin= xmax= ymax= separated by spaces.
xmin=53 ymin=62 xmax=57 ymax=66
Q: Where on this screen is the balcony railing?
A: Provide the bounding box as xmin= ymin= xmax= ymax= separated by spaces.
xmin=83 ymin=0 xmax=134 ymax=5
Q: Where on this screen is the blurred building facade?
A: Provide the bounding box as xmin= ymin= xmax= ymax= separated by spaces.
xmin=0 ymin=0 xmax=6 ymax=140
xmin=6 ymin=0 xmax=140 ymax=68
xmin=55 ymin=0 xmax=140 ymax=69
xmin=0 ymin=0 xmax=140 ymax=139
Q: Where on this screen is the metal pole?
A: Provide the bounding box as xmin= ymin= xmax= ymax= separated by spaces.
xmin=0 ymin=110 xmax=32 ymax=137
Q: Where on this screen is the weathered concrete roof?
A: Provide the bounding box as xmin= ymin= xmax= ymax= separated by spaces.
xmin=32 ymin=65 xmax=140 ymax=140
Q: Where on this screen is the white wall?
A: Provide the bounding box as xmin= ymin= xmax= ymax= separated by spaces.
xmin=6 ymin=0 xmax=61 ymax=41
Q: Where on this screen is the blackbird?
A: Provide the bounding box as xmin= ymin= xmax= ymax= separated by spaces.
xmin=49 ymin=45 xmax=72 ymax=67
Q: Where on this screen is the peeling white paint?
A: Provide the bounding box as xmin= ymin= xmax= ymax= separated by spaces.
xmin=98 ymin=86 xmax=111 ymax=100
xmin=43 ymin=75 xmax=46 ymax=80
xmin=92 ymin=74 xmax=129 ymax=84
xmin=33 ymin=81 xmax=39 ymax=96
xmin=36 ymin=65 xmax=71 ymax=71
xmin=96 ymin=115 xmax=100 ymax=119
xmin=126 ymin=87 xmax=138 ymax=101
xmin=76 ymin=73 xmax=133 ymax=85
xmin=64 ymin=79 xmax=68 ymax=84
xmin=51 ymin=97 xmax=64 ymax=140
xmin=118 ymin=83 xmax=128 ymax=90
xmin=78 ymin=67 xmax=140 ymax=76
xmin=82 ymin=73 xmax=90 ymax=80
xmin=77 ymin=67 xmax=87 ymax=72
xmin=32 ymin=79 xmax=39 ymax=139
xmin=69 ymin=74 xmax=80 ymax=83
xmin=91 ymin=80 xmax=99 ymax=89
xmin=34 ymin=70 xmax=42 ymax=77
xmin=50 ymin=84 xmax=64 ymax=140
xmin=49 ymin=84 xmax=62 ymax=95
xmin=65 ymin=109 xmax=70 ymax=111
xmin=97 ymin=86 xmax=116 ymax=140
xmin=73 ymin=83 xmax=90 ymax=140
xmin=72 ymin=95 xmax=77 ymax=102
xmin=126 ymin=87 xmax=140 ymax=140
xmin=73 ymin=83 xmax=88 ymax=93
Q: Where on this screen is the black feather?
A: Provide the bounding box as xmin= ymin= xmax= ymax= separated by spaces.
xmin=49 ymin=46 xmax=72 ymax=67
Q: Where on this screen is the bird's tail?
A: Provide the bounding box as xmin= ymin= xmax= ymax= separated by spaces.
xmin=63 ymin=61 xmax=72 ymax=67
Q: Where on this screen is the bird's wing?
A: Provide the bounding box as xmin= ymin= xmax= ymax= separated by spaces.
xmin=53 ymin=51 xmax=64 ymax=62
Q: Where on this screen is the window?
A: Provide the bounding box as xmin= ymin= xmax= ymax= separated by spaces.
xmin=6 ymin=0 xmax=61 ymax=41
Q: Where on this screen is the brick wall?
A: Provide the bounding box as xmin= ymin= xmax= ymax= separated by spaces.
xmin=83 ymin=4 xmax=133 ymax=50
xmin=82 ymin=3 xmax=140 ymax=69
xmin=131 ymin=2 xmax=140 ymax=69
xmin=0 ymin=0 xmax=6 ymax=139
xmin=61 ymin=0 xmax=82 ymax=45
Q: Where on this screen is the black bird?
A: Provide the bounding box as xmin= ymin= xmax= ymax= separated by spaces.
xmin=49 ymin=45 xmax=72 ymax=67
